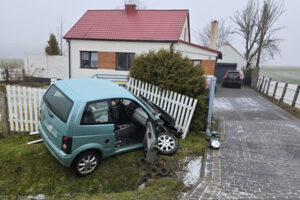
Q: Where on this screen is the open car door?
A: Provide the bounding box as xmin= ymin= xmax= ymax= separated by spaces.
xmin=144 ymin=121 xmax=157 ymax=164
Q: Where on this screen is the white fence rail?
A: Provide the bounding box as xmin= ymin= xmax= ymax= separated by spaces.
xmin=6 ymin=85 xmax=46 ymax=132
xmin=256 ymin=76 xmax=300 ymax=109
xmin=127 ymin=78 xmax=198 ymax=138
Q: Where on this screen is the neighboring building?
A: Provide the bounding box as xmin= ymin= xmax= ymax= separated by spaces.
xmin=215 ymin=42 xmax=249 ymax=83
xmin=64 ymin=4 xmax=221 ymax=78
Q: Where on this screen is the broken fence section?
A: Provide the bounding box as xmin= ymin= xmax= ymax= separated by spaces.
xmin=127 ymin=77 xmax=198 ymax=139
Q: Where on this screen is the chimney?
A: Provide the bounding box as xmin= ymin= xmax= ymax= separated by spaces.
xmin=209 ymin=20 xmax=219 ymax=49
xmin=125 ymin=4 xmax=137 ymax=12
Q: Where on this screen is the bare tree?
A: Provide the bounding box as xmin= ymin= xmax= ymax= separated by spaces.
xmin=56 ymin=17 xmax=64 ymax=55
xmin=232 ymin=0 xmax=285 ymax=67
xmin=198 ymin=19 xmax=234 ymax=47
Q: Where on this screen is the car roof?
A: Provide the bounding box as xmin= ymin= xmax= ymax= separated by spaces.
xmin=54 ymin=78 xmax=135 ymax=102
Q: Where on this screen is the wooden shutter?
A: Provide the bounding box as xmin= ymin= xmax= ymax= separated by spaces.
xmin=98 ymin=52 xmax=116 ymax=70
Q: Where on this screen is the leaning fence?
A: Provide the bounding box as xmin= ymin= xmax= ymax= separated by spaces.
xmin=127 ymin=78 xmax=198 ymax=138
xmin=256 ymin=76 xmax=300 ymax=109
xmin=6 ymin=85 xmax=46 ymax=132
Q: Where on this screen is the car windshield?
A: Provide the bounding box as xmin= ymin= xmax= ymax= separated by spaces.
xmin=135 ymin=95 xmax=159 ymax=116
xmin=43 ymin=85 xmax=74 ymax=123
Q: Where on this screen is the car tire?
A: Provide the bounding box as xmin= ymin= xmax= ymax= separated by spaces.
xmin=72 ymin=151 xmax=100 ymax=176
xmin=157 ymin=132 xmax=178 ymax=156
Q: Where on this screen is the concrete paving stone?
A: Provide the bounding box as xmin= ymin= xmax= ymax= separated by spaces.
xmin=185 ymin=86 xmax=300 ymax=200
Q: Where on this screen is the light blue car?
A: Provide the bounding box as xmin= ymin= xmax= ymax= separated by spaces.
xmin=38 ymin=79 xmax=179 ymax=176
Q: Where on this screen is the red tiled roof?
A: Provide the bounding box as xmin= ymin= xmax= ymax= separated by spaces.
xmin=178 ymin=40 xmax=222 ymax=54
xmin=64 ymin=9 xmax=189 ymax=41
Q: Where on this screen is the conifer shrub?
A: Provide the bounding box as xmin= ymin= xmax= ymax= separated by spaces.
xmin=130 ymin=49 xmax=208 ymax=131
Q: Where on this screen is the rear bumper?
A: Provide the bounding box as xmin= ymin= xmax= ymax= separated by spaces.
xmin=38 ymin=123 xmax=73 ymax=168
xmin=222 ymin=80 xmax=241 ymax=86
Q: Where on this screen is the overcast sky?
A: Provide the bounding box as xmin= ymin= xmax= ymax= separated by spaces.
xmin=0 ymin=0 xmax=299 ymax=66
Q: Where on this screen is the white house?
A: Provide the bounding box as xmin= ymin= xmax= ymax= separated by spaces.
xmin=214 ymin=42 xmax=249 ymax=82
xmin=63 ymin=4 xmax=222 ymax=79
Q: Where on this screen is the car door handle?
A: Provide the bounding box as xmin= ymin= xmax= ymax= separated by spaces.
xmin=48 ymin=110 xmax=53 ymax=118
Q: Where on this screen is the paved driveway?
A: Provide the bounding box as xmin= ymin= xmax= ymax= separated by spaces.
xmin=188 ymin=86 xmax=300 ymax=200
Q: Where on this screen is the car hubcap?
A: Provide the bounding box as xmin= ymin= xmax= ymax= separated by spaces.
xmin=78 ymin=155 xmax=97 ymax=174
xmin=158 ymin=135 xmax=175 ymax=152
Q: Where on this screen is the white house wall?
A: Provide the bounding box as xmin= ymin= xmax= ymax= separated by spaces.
xmin=179 ymin=17 xmax=190 ymax=42
xmin=174 ymin=42 xmax=218 ymax=60
xmin=69 ymin=40 xmax=217 ymax=78
xmin=218 ymin=45 xmax=247 ymax=74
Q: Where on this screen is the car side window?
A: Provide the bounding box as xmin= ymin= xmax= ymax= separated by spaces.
xmin=81 ymin=100 xmax=112 ymax=125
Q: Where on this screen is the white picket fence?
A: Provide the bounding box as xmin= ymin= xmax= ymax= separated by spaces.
xmin=6 ymin=85 xmax=46 ymax=131
xmin=127 ymin=78 xmax=198 ymax=138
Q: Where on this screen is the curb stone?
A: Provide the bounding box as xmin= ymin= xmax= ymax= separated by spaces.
xmin=181 ymin=117 xmax=224 ymax=200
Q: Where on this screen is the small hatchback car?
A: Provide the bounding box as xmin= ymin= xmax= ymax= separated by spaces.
xmin=39 ymin=79 xmax=179 ymax=176
xmin=222 ymin=70 xmax=242 ymax=88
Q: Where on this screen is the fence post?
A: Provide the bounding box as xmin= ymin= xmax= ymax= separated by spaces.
xmin=259 ymin=76 xmax=265 ymax=92
xmin=279 ymin=83 xmax=288 ymax=103
xmin=266 ymin=78 xmax=272 ymax=96
xmin=273 ymin=82 xmax=278 ymax=98
xmin=262 ymin=78 xmax=268 ymax=94
xmin=0 ymin=84 xmax=10 ymax=136
xmin=292 ymin=85 xmax=300 ymax=107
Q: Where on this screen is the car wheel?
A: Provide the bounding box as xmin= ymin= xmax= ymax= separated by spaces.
xmin=72 ymin=151 xmax=100 ymax=176
xmin=157 ymin=132 xmax=178 ymax=156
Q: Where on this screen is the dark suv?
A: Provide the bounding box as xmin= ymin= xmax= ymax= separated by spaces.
xmin=222 ymin=71 xmax=242 ymax=88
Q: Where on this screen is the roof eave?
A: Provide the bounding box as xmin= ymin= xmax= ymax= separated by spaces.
xmin=63 ymin=37 xmax=178 ymax=43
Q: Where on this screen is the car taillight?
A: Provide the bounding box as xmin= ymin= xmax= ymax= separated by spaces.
xmin=62 ymin=136 xmax=72 ymax=154
xmin=224 ymin=72 xmax=228 ymax=78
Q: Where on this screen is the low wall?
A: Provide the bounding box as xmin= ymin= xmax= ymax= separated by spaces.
xmin=24 ymin=54 xmax=68 ymax=79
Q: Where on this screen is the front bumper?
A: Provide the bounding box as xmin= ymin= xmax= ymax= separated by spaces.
xmin=38 ymin=123 xmax=73 ymax=167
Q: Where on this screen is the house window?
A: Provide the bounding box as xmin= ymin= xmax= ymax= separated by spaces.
xmin=116 ymin=53 xmax=135 ymax=70
xmin=80 ymin=51 xmax=98 ymax=69
xmin=192 ymin=60 xmax=202 ymax=66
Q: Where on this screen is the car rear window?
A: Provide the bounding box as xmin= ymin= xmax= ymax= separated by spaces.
xmin=228 ymin=72 xmax=239 ymax=78
xmin=43 ymin=85 xmax=73 ymax=123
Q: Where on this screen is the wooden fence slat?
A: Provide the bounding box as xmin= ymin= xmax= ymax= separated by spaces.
xmin=178 ymin=96 xmax=189 ymax=127
xmin=18 ymin=87 xmax=24 ymax=131
xmin=23 ymin=87 xmax=29 ymax=131
xmin=28 ymin=87 xmax=33 ymax=131
xmin=6 ymin=85 xmax=14 ymax=131
xmin=12 ymin=86 xmax=19 ymax=131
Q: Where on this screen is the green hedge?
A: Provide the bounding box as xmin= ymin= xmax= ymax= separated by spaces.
xmin=130 ymin=49 xmax=208 ymax=131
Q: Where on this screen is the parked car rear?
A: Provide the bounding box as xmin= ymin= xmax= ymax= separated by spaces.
xmin=222 ymin=71 xmax=242 ymax=88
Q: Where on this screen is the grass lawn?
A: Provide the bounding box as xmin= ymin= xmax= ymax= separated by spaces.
xmin=0 ymin=133 xmax=207 ymax=200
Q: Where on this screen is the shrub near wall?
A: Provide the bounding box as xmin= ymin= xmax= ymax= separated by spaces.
xmin=130 ymin=49 xmax=208 ymax=131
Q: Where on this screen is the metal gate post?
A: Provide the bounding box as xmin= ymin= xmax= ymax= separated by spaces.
xmin=206 ymin=77 xmax=217 ymax=135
